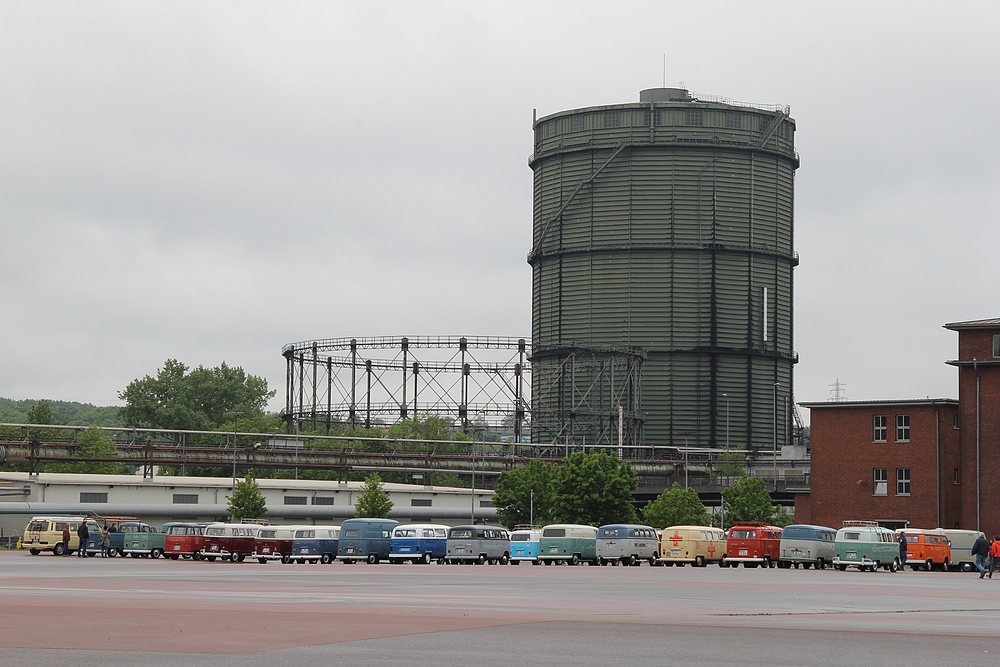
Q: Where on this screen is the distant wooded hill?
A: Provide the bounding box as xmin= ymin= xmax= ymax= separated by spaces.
xmin=0 ymin=398 xmax=121 ymax=426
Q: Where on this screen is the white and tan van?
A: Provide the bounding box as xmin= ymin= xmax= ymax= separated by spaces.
xmin=659 ymin=525 xmax=728 ymax=567
xmin=24 ymin=516 xmax=102 ymax=556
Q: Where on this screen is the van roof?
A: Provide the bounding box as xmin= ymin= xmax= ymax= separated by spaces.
xmin=663 ymin=525 xmax=722 ymax=531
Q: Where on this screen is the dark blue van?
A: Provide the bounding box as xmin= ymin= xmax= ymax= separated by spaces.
xmin=337 ymin=518 xmax=398 ymax=564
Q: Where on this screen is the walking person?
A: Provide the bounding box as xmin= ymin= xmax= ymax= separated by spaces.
xmin=972 ymin=532 xmax=991 ymax=578
xmin=99 ymin=524 xmax=111 ymax=558
xmin=76 ymin=521 xmax=90 ymax=558
xmin=61 ymin=524 xmax=71 ymax=556
xmin=897 ymin=531 xmax=909 ymax=570
xmin=988 ymin=536 xmax=1000 ymax=579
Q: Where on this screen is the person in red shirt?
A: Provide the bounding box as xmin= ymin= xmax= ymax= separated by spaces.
xmin=61 ymin=524 xmax=70 ymax=556
xmin=989 ymin=537 xmax=1000 ymax=579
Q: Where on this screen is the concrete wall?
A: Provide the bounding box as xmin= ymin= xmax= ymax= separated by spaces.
xmin=0 ymin=472 xmax=497 ymax=537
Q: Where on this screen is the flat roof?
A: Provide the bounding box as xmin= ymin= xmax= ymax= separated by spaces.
xmin=799 ymin=398 xmax=957 ymax=409
xmin=944 ymin=318 xmax=1000 ymax=330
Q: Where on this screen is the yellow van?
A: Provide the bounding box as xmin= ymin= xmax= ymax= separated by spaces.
xmin=24 ymin=516 xmax=102 ymax=556
xmin=659 ymin=525 xmax=728 ymax=567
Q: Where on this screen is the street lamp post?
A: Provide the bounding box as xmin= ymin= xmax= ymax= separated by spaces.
xmin=722 ymin=393 xmax=730 ymax=530
xmin=225 ymin=411 xmax=245 ymax=488
xmin=772 ymin=383 xmax=780 ymax=491
xmin=677 ymin=431 xmax=694 ymax=490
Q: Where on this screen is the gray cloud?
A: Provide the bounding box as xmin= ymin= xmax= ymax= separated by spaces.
xmin=1 ymin=1 xmax=997 ymax=419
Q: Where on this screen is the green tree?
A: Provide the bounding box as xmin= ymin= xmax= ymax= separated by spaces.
xmin=354 ymin=473 xmax=394 ymax=518
xmin=642 ymin=482 xmax=710 ymax=529
xmin=723 ymin=476 xmax=782 ymax=524
xmin=553 ymin=451 xmax=638 ymax=526
xmin=119 ymin=359 xmax=274 ymax=431
xmin=26 ymin=399 xmax=54 ymax=425
xmin=386 ymin=414 xmax=470 ymax=442
xmin=492 ymin=459 xmax=558 ymax=529
xmin=226 ymin=473 xmax=268 ymax=520
xmin=47 ymin=426 xmax=129 ymax=474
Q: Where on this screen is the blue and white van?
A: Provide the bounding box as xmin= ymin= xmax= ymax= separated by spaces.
xmin=778 ymin=524 xmax=837 ymax=569
xmin=389 ymin=523 xmax=448 ymax=564
xmin=509 ymin=527 xmax=542 ymax=564
xmin=290 ymin=525 xmax=340 ymax=564
xmin=337 ymin=518 xmax=398 ymax=564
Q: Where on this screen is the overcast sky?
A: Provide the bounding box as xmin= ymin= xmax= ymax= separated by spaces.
xmin=1 ymin=2 xmax=997 ymax=423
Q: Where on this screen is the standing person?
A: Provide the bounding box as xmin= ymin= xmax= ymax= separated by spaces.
xmin=76 ymin=521 xmax=90 ymax=558
xmin=989 ymin=536 xmax=1000 ymax=579
xmin=61 ymin=524 xmax=71 ymax=556
xmin=99 ymin=524 xmax=111 ymax=558
xmin=972 ymin=532 xmax=991 ymax=578
xmin=897 ymin=531 xmax=909 ymax=570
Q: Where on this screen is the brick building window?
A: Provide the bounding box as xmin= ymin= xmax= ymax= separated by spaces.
xmin=896 ymin=468 xmax=911 ymax=496
xmin=873 ymin=469 xmax=888 ymax=496
xmin=993 ymin=334 xmax=1000 ymax=358
xmin=953 ymin=413 xmax=959 ymax=429
xmin=873 ymin=415 xmax=887 ymax=442
xmin=954 ymin=468 xmax=960 ymax=485
xmin=896 ymin=415 xmax=910 ymax=442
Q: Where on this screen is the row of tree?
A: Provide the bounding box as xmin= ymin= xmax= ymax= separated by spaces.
xmin=493 ymin=454 xmax=790 ymax=530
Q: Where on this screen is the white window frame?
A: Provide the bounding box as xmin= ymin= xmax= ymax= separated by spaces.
xmin=896 ymin=468 xmax=911 ymax=496
xmin=896 ymin=414 xmax=910 ymax=442
xmin=873 ymin=415 xmax=887 ymax=442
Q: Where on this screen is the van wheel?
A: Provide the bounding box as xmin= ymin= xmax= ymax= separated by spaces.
xmin=53 ymin=543 xmax=66 ymax=556
xmin=476 ymin=555 xmax=486 ymax=565
xmin=229 ymin=552 xmax=240 ymax=563
xmin=500 ymin=553 xmax=509 ymax=565
xmin=649 ymin=555 xmax=658 ymax=566
xmin=321 ymin=554 xmax=332 ymax=564
xmin=926 ymin=559 xmax=933 ymax=571
xmin=151 ymin=549 xmax=162 ymax=559
xmin=870 ymin=561 xmax=880 ymax=572
xmin=763 ymin=556 xmax=773 ymax=568
xmin=570 ymin=554 xmax=580 ymax=566
xmin=815 ymin=558 xmax=824 ymax=570
xmin=694 ymin=555 xmax=705 ymax=567
xmin=942 ymin=558 xmax=949 ymax=571
xmin=890 ymin=558 xmax=899 ymax=572
xmin=627 ymin=554 xmax=638 ymax=567
xmin=718 ymin=557 xmax=727 ymax=568
xmin=281 ymin=554 xmax=291 ymax=564
xmin=367 ymin=553 xmax=378 ymax=565
xmin=192 ymin=552 xmax=201 ymax=561
xmin=438 ymin=558 xmax=446 ymax=565
xmin=29 ymin=549 xmax=40 ymax=556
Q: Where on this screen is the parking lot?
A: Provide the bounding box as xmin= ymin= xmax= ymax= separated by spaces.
xmin=2 ymin=551 xmax=1000 ymax=666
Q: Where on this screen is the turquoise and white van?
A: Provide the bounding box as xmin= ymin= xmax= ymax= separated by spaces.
xmin=833 ymin=521 xmax=900 ymax=572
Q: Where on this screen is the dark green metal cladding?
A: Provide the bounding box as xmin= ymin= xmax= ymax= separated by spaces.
xmin=529 ymin=89 xmax=798 ymax=450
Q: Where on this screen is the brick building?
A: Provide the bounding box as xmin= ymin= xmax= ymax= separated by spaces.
xmin=944 ymin=318 xmax=1000 ymax=536
xmin=799 ymin=399 xmax=960 ymax=530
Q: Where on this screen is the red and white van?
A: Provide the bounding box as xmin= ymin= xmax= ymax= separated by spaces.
xmin=202 ymin=522 xmax=264 ymax=562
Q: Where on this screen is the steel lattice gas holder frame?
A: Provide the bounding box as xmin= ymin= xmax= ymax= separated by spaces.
xmin=281 ymin=336 xmax=530 ymax=440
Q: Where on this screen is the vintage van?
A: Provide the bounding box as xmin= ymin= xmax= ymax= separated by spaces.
xmin=941 ymin=529 xmax=985 ymax=571
xmin=725 ymin=522 xmax=782 ymax=568
xmin=253 ymin=525 xmax=299 ymax=564
xmin=389 ymin=523 xmax=448 ymax=564
xmin=596 ymin=524 xmax=659 ymax=566
xmin=446 ymin=525 xmax=511 ymax=564
xmin=778 ymin=524 xmax=837 ymax=569
xmin=659 ymin=525 xmax=727 ymax=567
xmin=897 ymin=529 xmax=952 ymax=571
xmin=108 ymin=522 xmax=166 ymax=558
xmin=24 ymin=516 xmax=102 ymax=556
xmin=164 ymin=523 xmax=205 ymax=560
xmin=338 ymin=518 xmax=398 ymax=564
xmin=202 ymin=522 xmax=263 ymax=562
xmin=833 ymin=521 xmax=899 ymax=571
xmin=537 ymin=524 xmax=598 ymax=566
xmin=509 ymin=527 xmax=542 ymax=564
xmin=294 ymin=525 xmax=340 ymax=564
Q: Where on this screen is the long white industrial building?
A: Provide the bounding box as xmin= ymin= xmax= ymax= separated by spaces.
xmin=0 ymin=472 xmax=498 ymax=537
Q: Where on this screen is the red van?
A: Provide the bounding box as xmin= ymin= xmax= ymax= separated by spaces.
xmin=254 ymin=525 xmax=299 ymax=564
xmin=202 ymin=522 xmax=263 ymax=562
xmin=726 ymin=522 xmax=782 ymax=568
xmin=164 ymin=523 xmax=205 ymax=560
